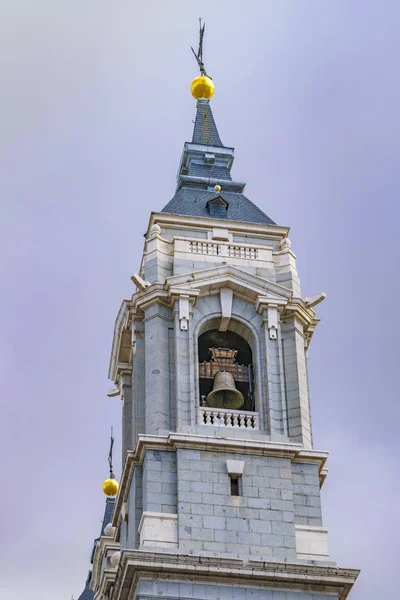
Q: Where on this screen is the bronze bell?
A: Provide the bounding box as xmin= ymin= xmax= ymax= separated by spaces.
xmin=205 ymin=371 xmax=244 ymax=409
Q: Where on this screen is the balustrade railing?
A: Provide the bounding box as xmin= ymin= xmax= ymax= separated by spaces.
xmin=188 ymin=241 xmax=259 ymax=260
xmin=198 ymin=407 xmax=259 ymax=430
xmin=227 ymin=245 xmax=258 ymax=259
xmin=189 ymin=241 xmax=219 ymax=255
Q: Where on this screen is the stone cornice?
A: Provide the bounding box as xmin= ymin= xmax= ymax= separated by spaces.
xmin=281 ymin=298 xmax=320 ymax=346
xmin=168 ymin=287 xmax=201 ymax=304
xmin=147 ymin=212 xmax=290 ymax=239
xmin=165 ymin=264 xmax=293 ymax=301
xmin=132 ymin=284 xmax=169 ymax=312
xmin=282 ymin=297 xmax=316 ymax=325
xmin=109 ymin=260 xmax=321 ymax=382
xmin=91 ymin=535 xmax=119 ymax=592
xmin=112 ymin=550 xmax=359 ymax=600
xmin=112 ymin=433 xmax=329 ymax=532
xmin=108 ymin=300 xmax=135 ymax=381
xmin=128 ymin=264 xmax=295 ymax=321
xmin=93 ymin=568 xmax=117 ymax=600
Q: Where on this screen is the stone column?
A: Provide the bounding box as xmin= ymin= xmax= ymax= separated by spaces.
xmin=143 ymin=303 xmax=172 ymax=434
xmin=120 ymin=371 xmax=133 ymax=459
xmin=173 ymin=293 xmax=197 ymax=430
xmin=133 ymin=318 xmax=145 ymax=441
xmin=281 ymin=315 xmax=312 ymax=449
xmin=256 ymin=297 xmax=288 ymax=437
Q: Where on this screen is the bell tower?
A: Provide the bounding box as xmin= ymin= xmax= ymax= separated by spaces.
xmin=87 ymin=24 xmax=359 ymax=600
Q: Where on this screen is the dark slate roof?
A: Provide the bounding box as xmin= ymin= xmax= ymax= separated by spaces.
xmin=188 ymin=162 xmax=232 ymax=180
xmin=162 ymin=98 xmax=276 ymax=225
xmin=77 ymin=498 xmax=116 ymax=600
xmin=101 ymin=497 xmax=115 ymax=535
xmin=192 ymin=98 xmax=223 ymax=146
xmin=77 ymin=572 xmax=94 ymax=600
xmin=78 ymin=588 xmax=94 ymax=600
xmin=162 ymin=188 xmax=275 ymax=225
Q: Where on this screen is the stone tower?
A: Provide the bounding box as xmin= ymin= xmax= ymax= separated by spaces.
xmin=88 ymin=82 xmax=359 ymax=600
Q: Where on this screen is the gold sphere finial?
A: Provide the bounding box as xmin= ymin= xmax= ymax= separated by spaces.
xmin=102 ymin=478 xmax=119 ymax=497
xmin=190 ymin=19 xmax=213 ymax=99
xmin=214 ymin=184 xmax=221 ymax=192
xmin=191 ymin=76 xmax=215 ymax=100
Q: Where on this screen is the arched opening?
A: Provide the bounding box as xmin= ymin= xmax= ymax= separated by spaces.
xmin=198 ymin=329 xmax=255 ymax=412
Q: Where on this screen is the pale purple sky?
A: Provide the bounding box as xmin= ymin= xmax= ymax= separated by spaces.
xmin=1 ymin=2 xmax=399 ymax=599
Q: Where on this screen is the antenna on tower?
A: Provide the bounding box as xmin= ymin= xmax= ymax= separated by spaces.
xmin=102 ymin=427 xmax=119 ymax=496
xmin=191 ymin=17 xmax=210 ymax=77
xmin=108 ymin=426 xmax=115 ymax=480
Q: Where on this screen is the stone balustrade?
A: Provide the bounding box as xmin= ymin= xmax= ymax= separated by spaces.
xmin=198 ymin=407 xmax=260 ymax=429
xmin=189 ymin=240 xmax=259 ymax=259
xmin=173 ymin=237 xmax=273 ymax=267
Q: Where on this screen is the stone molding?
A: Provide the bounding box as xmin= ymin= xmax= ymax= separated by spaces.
xmin=219 ymin=287 xmax=233 ymax=331
xmin=226 ymin=459 xmax=245 ymax=476
xmin=108 ymin=299 xmax=134 ymax=381
xmin=112 ymin=550 xmax=359 ymax=600
xmin=92 ymin=568 xmax=117 ymax=600
xmin=147 ymin=211 xmax=290 ymax=239
xmin=165 ymin=264 xmax=292 ymax=301
xmin=90 ymin=534 xmax=120 ymax=593
xmin=108 ymin=265 xmax=321 ymax=382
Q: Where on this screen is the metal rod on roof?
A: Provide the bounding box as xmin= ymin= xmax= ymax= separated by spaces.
xmin=191 ymin=17 xmax=210 ymax=78
xmin=108 ymin=427 xmax=115 ymax=479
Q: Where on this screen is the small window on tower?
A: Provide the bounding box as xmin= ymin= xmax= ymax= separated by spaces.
xmin=230 ymin=476 xmax=241 ymax=496
xmin=206 ymin=196 xmax=229 ymax=218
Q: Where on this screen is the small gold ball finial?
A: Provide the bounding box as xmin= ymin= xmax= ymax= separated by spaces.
xmin=102 ymin=478 xmax=119 ymax=497
xmin=214 ymin=184 xmax=221 ymax=192
xmin=191 ymin=75 xmax=215 ymax=99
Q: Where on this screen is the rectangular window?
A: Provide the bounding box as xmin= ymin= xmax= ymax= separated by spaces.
xmin=230 ymin=476 xmax=240 ymax=496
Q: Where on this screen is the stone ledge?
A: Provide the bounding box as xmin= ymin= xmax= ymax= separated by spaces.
xmin=92 ymin=568 xmax=117 ymax=599
xmin=90 ymin=534 xmax=120 ymax=592
xmin=148 ymin=212 xmax=290 ymax=239
xmin=112 ymin=550 xmax=359 ymax=600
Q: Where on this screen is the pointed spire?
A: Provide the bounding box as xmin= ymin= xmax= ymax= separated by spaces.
xmin=160 ymin=22 xmax=275 ymax=225
xmin=192 ymin=98 xmax=223 ymax=147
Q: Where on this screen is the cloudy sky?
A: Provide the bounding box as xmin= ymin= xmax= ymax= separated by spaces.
xmin=1 ymin=1 xmax=399 ymax=599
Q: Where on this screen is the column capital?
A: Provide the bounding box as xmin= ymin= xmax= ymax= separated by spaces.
xmin=256 ymin=296 xmax=286 ymax=340
xmin=255 ymin=295 xmax=287 ymax=314
xmin=169 ymin=288 xmax=199 ymax=331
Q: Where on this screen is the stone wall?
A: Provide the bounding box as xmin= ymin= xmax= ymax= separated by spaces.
xmin=292 ymin=463 xmax=322 ymax=527
xmin=177 ymin=448 xmax=297 ymax=561
xmin=124 ymin=466 xmax=142 ymax=549
xmin=122 ymin=448 xmax=324 ymax=554
xmin=143 ymin=450 xmax=177 ymax=514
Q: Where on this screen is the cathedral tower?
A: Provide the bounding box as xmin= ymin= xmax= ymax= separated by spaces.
xmin=86 ymin=44 xmax=359 ymax=600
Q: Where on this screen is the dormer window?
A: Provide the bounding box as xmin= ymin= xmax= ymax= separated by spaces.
xmin=206 ymin=196 xmax=229 ymax=218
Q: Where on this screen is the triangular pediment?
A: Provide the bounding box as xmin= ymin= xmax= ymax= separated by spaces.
xmin=206 ymin=195 xmax=229 ymax=218
xmin=165 ymin=264 xmax=292 ymax=305
xmin=206 ymin=195 xmax=229 ymax=209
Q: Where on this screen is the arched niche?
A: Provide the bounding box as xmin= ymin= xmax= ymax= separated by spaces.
xmin=198 ymin=329 xmax=254 ymax=411
xmin=194 ymin=313 xmax=263 ymax=417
